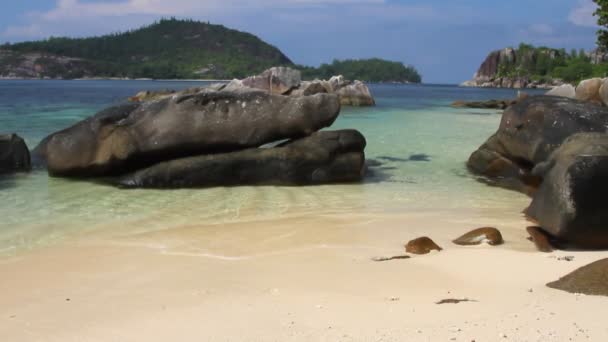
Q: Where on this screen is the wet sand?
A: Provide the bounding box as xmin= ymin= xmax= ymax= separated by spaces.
xmin=1 ymin=211 xmax=607 ymax=341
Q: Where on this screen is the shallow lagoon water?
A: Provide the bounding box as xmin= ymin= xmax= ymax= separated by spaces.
xmin=0 ymin=81 xmax=542 ymax=255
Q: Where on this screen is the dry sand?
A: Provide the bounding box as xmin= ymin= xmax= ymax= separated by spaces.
xmin=1 ymin=211 xmax=607 ymax=341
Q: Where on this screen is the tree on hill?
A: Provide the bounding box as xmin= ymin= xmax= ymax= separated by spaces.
xmin=594 ymin=0 xmax=608 ymax=51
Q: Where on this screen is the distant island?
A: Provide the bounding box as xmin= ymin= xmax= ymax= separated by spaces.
xmin=462 ymin=43 xmax=608 ymax=89
xmin=0 ymin=18 xmax=421 ymax=83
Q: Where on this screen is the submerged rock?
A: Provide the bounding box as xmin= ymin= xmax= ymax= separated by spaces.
xmin=34 ymin=91 xmax=340 ymax=177
xmin=547 ymin=258 xmax=608 ymax=297
xmin=117 ymin=130 xmax=366 ymax=189
xmin=453 ymin=227 xmax=504 ymax=246
xmin=0 ymin=134 xmax=31 ymax=174
xmin=405 ymin=237 xmax=442 ymax=255
xmin=525 ymin=133 xmax=608 ymax=248
xmin=452 ymin=99 xmax=516 ymax=110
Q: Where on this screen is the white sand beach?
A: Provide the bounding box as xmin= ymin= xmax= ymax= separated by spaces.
xmin=1 ymin=211 xmax=607 ymax=341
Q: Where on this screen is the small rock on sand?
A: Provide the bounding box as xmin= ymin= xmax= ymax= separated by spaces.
xmin=453 ymin=227 xmax=504 ymax=246
xmin=405 ymin=237 xmax=442 ymax=255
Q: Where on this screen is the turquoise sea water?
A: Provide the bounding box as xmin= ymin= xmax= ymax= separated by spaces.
xmin=0 ymin=81 xmax=541 ymax=255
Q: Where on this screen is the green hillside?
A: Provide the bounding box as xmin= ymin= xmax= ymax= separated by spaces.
xmin=2 ymin=18 xmax=293 ymax=79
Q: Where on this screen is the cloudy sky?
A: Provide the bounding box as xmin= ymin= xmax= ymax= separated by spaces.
xmin=0 ymin=0 xmax=601 ymax=83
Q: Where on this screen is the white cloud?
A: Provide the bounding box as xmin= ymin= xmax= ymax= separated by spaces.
xmin=568 ymin=0 xmax=598 ymax=27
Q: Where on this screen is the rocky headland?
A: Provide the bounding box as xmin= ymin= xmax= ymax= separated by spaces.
xmin=130 ymin=67 xmax=376 ymax=107
xmin=461 ymin=45 xmax=608 ymax=89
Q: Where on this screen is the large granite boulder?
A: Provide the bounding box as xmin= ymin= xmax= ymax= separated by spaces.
xmin=525 ymin=133 xmax=608 ymax=248
xmin=468 ymin=96 xmax=608 ymax=193
xmin=241 ymin=67 xmax=302 ymax=95
xmin=0 ymin=134 xmax=31 ymax=174
xmin=34 ymin=90 xmax=341 ymax=177
xmin=117 ymin=130 xmax=366 ymax=189
xmin=575 ymin=78 xmax=603 ymax=104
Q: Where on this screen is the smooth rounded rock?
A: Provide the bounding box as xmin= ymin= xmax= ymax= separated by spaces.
xmin=34 ymin=90 xmax=341 ymax=177
xmin=453 ymin=227 xmax=504 ymax=246
xmin=405 ymin=237 xmax=442 ymax=255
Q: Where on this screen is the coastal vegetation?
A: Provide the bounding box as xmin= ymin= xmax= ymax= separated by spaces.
xmin=298 ymin=58 xmax=421 ymax=83
xmin=495 ymin=43 xmax=608 ymax=83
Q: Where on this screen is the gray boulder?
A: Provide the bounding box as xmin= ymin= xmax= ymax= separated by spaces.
xmin=526 ymin=133 xmax=608 ymax=248
xmin=117 ymin=130 xmax=366 ymax=189
xmin=0 ymin=134 xmax=31 ymax=174
xmin=34 ymin=90 xmax=341 ymax=177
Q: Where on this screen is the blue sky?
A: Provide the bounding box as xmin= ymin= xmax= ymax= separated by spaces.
xmin=0 ymin=0 xmax=600 ymax=83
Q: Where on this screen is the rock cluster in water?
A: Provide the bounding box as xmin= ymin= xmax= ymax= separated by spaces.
xmin=33 ymin=86 xmax=367 ymax=188
xmin=468 ymin=94 xmax=608 ymax=249
xmin=129 ymin=67 xmax=376 ymax=107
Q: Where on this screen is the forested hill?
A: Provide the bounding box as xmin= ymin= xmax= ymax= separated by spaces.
xmin=0 ymin=19 xmax=422 ymax=82
xmin=1 ymin=19 xmax=293 ymax=79
xmin=298 ymin=59 xmax=421 ymax=83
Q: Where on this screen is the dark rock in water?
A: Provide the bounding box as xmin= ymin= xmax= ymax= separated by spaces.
xmin=34 ymin=90 xmax=340 ymax=177
xmin=526 ymin=226 xmax=554 ymax=253
xmin=408 ymin=154 xmax=431 ymax=162
xmin=547 ymin=258 xmax=608 ymax=296
xmin=377 ymin=154 xmax=431 ymax=163
xmin=117 ymin=130 xmax=366 ymax=189
xmin=378 ymin=156 xmax=409 ymax=162
xmin=0 ymin=134 xmax=31 ymax=174
xmin=468 ymin=96 xmax=608 ymax=194
xmin=405 ymin=237 xmax=442 ymax=255
xmin=452 ymin=99 xmax=516 ymax=110
xmin=453 ymin=227 xmax=504 ymax=246
xmin=525 ymin=133 xmax=608 ymax=248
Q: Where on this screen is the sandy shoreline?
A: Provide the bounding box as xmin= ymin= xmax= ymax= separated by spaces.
xmin=1 ymin=211 xmax=607 ymax=341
